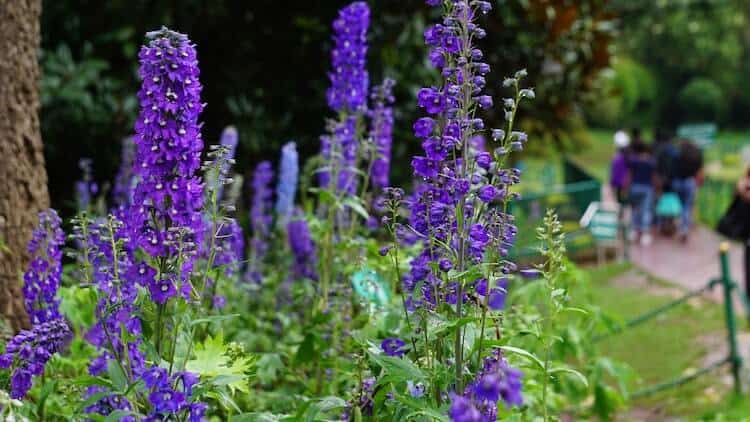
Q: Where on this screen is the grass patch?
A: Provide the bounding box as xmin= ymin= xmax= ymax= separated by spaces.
xmin=585 ymin=263 xmax=740 ymax=417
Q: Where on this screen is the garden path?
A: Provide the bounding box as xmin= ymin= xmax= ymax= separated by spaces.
xmin=602 ymin=184 xmax=747 ymax=308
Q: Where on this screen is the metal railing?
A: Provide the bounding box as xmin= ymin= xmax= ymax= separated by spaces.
xmin=595 ymin=243 xmax=744 ymax=397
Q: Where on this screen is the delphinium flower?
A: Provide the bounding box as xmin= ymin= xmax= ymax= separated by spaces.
xmin=380 ymin=337 xmax=406 ymax=357
xmin=319 ymin=1 xmax=370 ymax=196
xmin=213 ymin=219 xmax=245 ymax=279
xmin=275 ymin=142 xmax=298 ymax=224
xmin=367 ymin=78 xmax=395 ymax=190
xmin=200 ymin=138 xmax=243 ymax=308
xmin=140 ymin=367 xmax=207 ymax=421
xmin=75 ymin=158 xmax=98 ymax=212
xmin=246 ymin=161 xmax=273 ymax=283
xmin=212 ymin=126 xmax=239 ymax=200
xmin=287 ymin=217 xmax=318 ymax=281
xmin=112 ymin=137 xmax=136 ymax=207
xmin=0 ymin=319 xmax=72 ymax=399
xmin=22 ymin=209 xmax=64 ymax=325
xmin=128 ymin=27 xmax=205 ymax=304
xmin=449 ymin=350 xmax=523 ymax=421
xmin=398 ymin=0 xmax=532 ymax=407
xmin=73 ymin=215 xmax=145 ymax=418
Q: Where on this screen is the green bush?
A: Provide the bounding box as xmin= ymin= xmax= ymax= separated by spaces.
xmin=584 ymin=57 xmax=658 ymax=128
xmin=678 ymin=77 xmax=724 ymax=123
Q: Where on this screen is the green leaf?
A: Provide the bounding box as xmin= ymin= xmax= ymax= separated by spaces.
xmin=550 ymin=366 xmax=589 ymax=387
xmin=257 ymin=353 xmax=284 ymax=385
xmin=191 ymin=313 xmax=240 ymax=326
xmin=371 ymin=354 xmax=426 ymax=385
xmin=107 ymin=361 xmax=128 ymax=392
xmin=185 ymin=332 xmax=255 ymax=394
xmin=230 ymin=413 xmax=284 ymax=422
xmin=105 ymin=410 xmax=137 ymax=422
xmin=342 ymin=197 xmax=369 ymax=220
xmin=433 ymin=316 xmax=480 ymax=337
xmin=498 ymin=346 xmax=545 ymax=371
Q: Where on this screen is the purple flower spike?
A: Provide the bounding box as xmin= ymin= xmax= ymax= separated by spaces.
xmin=368 ymin=79 xmax=395 ymax=189
xmin=128 ymin=27 xmax=205 ymax=299
xmin=23 ymin=210 xmax=65 ymax=325
xmin=326 ymin=2 xmax=370 ymax=112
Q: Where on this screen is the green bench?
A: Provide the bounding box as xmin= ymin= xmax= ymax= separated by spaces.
xmin=676 ymin=122 xmax=717 ymax=148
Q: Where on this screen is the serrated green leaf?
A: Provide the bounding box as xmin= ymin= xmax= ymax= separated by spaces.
xmin=186 ymin=332 xmax=255 ymax=394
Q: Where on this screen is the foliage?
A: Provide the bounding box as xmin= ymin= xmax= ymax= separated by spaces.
xmin=677 ymin=77 xmax=725 ymax=123
xmin=604 ymin=0 xmax=746 ymax=128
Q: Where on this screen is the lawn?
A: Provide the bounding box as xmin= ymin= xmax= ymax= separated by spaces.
xmin=584 ymin=263 xmax=747 ymax=418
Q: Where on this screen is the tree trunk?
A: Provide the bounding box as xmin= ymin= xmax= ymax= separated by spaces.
xmin=0 ymin=0 xmax=49 ymax=333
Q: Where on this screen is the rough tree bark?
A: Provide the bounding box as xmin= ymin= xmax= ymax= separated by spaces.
xmin=0 ymin=0 xmax=49 ymax=333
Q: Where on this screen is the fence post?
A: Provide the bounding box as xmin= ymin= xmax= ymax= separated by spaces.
xmin=719 ymin=242 xmax=742 ymax=394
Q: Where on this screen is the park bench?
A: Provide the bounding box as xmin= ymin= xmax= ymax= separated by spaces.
xmin=676 ymin=122 xmax=717 ymax=148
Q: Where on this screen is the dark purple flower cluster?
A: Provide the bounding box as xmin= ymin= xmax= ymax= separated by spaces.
xmin=140 ymin=367 xmax=207 ymax=421
xmin=449 ymin=350 xmax=522 ymax=421
xmin=287 ymin=217 xmax=318 ymax=281
xmin=0 ymin=319 xmax=71 ymax=399
xmin=112 ymin=137 xmax=136 ymax=207
xmin=326 ymin=1 xmax=370 ymax=112
xmin=128 ymin=28 xmax=205 ymax=303
xmin=23 ymin=209 xmax=64 ymax=325
xmin=368 ymin=79 xmax=395 ymax=189
xmin=247 ymin=161 xmax=274 ymax=283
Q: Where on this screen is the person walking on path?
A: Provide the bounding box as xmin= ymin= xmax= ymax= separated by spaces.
xmin=736 ymin=168 xmax=750 ymax=299
xmin=610 ymin=130 xmax=630 ymax=205
xmin=627 ymin=138 xmax=656 ymax=246
xmin=671 ymin=140 xmax=704 ymax=242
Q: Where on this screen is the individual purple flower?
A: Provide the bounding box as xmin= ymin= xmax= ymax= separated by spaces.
xmin=275 ymin=142 xmax=299 ymax=223
xmin=128 ymin=27 xmax=205 ymax=302
xmin=287 ymin=217 xmax=318 ymax=281
xmin=0 ymin=318 xmax=72 ymax=399
xmin=112 ymin=137 xmax=136 ymax=207
xmin=23 ymin=209 xmax=64 ymax=325
xmin=368 ymin=78 xmax=395 ymax=189
xmin=381 ymin=338 xmax=407 ymax=357
xmin=246 ymin=161 xmax=273 ymax=283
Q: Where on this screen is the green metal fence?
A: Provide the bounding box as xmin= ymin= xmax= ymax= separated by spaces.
xmin=595 ymin=244 xmax=744 ymax=397
xmin=511 ymin=158 xmax=601 ymax=258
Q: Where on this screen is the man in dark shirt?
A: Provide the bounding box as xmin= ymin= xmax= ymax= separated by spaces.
xmin=671 ymin=140 xmax=703 ymax=242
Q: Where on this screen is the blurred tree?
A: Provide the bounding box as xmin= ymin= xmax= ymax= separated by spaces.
xmin=609 ymin=0 xmax=745 ymax=127
xmin=0 ymin=0 xmax=49 ymax=332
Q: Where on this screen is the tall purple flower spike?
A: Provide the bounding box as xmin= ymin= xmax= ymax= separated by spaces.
xmin=128 ymin=27 xmax=205 ymax=303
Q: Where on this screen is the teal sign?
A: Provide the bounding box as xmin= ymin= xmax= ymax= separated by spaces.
xmin=676 ymin=122 xmax=717 ymax=148
xmin=351 ymin=268 xmax=390 ymax=307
